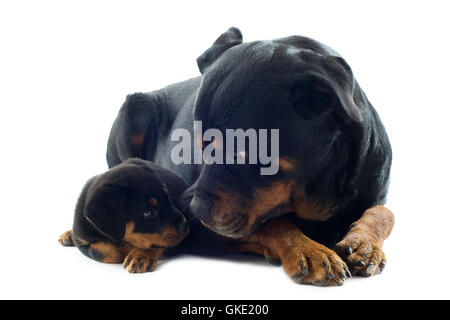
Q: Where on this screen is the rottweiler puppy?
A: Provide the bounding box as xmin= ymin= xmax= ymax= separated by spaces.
xmin=106 ymin=27 xmax=394 ymax=285
xmin=59 ymin=158 xmax=189 ymax=273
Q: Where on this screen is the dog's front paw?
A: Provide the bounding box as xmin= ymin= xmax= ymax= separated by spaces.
xmin=336 ymin=228 xmax=386 ymax=277
xmin=58 ymin=230 xmax=74 ymax=246
xmin=123 ymin=249 xmax=158 ymax=274
xmin=282 ymin=237 xmax=351 ymax=286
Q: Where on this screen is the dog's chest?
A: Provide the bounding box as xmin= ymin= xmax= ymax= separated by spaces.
xmin=289 ymin=189 xmax=334 ymax=222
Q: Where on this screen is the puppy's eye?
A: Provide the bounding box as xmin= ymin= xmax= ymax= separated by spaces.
xmin=143 ymin=208 xmax=158 ymax=219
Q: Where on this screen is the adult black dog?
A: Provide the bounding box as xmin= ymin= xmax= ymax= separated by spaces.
xmin=106 ymin=27 xmax=394 ymax=286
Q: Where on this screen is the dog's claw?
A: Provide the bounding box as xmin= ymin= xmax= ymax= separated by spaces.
xmin=344 ymin=268 xmax=352 ymax=278
xmin=366 ymin=262 xmax=376 ymax=274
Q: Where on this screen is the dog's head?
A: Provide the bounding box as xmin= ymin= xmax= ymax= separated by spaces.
xmin=190 ymin=27 xmax=364 ymax=238
xmin=85 ymin=158 xmax=188 ymax=248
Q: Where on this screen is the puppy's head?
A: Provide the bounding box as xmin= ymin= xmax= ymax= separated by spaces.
xmin=85 ymin=159 xmax=188 ymax=248
xmin=190 ymin=28 xmax=364 ymax=238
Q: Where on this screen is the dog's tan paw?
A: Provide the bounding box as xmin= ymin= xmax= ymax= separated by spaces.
xmin=336 ymin=228 xmax=386 ymax=277
xmin=58 ymin=230 xmax=74 ymax=246
xmin=282 ymin=237 xmax=351 ymax=286
xmin=123 ymin=249 xmax=158 ymax=274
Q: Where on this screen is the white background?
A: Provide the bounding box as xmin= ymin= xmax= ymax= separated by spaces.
xmin=1 ymin=0 xmax=449 ymax=300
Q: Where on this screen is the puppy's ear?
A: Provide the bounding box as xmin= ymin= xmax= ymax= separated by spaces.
xmin=290 ymin=73 xmax=362 ymax=122
xmin=197 ymin=27 xmax=243 ymax=74
xmin=84 ymin=184 xmax=127 ymax=243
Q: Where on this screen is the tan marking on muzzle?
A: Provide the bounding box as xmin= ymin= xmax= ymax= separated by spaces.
xmin=247 ymin=181 xmax=295 ymax=226
xmin=208 ymin=181 xmax=294 ymax=237
xmin=124 ymin=222 xmax=184 ymax=249
xmin=210 ymin=189 xmax=244 ymax=224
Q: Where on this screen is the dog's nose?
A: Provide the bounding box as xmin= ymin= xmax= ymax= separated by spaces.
xmin=189 ymin=189 xmax=216 ymax=221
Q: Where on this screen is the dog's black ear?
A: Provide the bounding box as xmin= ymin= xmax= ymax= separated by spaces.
xmin=197 ymin=27 xmax=243 ymax=74
xmin=84 ymin=184 xmax=127 ymax=243
xmin=290 ymin=73 xmax=362 ymax=122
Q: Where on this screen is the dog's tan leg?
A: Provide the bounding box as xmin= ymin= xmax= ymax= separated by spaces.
xmin=62 ymin=231 xmax=163 ymax=273
xmin=67 ymin=232 xmax=129 ymax=264
xmin=336 ymin=205 xmax=394 ymax=277
xmin=85 ymin=242 xmax=130 ymax=263
xmin=239 ymin=217 xmax=351 ymax=286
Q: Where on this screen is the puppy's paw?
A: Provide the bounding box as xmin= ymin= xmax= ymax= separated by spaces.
xmin=282 ymin=238 xmax=351 ymax=286
xmin=336 ymin=229 xmax=386 ymax=277
xmin=123 ymin=249 xmax=158 ymax=274
xmin=58 ymin=230 xmax=74 ymax=246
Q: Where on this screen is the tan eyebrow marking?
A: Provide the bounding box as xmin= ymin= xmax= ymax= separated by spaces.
xmin=279 ymin=157 xmax=296 ymax=171
xmin=150 ymin=198 xmax=158 ymax=206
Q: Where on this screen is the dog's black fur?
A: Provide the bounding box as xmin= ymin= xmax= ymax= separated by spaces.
xmin=105 ymin=27 xmax=392 ymax=282
xmin=60 ymin=158 xmax=189 ymax=270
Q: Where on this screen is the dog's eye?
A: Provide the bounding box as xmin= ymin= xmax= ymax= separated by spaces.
xmin=143 ymin=208 xmax=158 ymax=219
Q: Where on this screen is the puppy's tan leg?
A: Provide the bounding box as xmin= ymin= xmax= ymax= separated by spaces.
xmin=59 ymin=230 xmax=127 ymax=262
xmin=239 ymin=217 xmax=350 ymax=286
xmin=86 ymin=242 xmax=130 ymax=263
xmin=336 ymin=205 xmax=394 ymax=277
xmin=62 ymin=230 xmax=165 ymax=273
xmin=58 ymin=230 xmax=74 ymax=246
xmin=72 ymin=236 xmax=130 ymax=263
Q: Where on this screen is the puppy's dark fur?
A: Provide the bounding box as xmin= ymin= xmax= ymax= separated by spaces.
xmin=59 ymin=158 xmax=189 ymax=273
xmin=105 ymin=27 xmax=394 ymax=284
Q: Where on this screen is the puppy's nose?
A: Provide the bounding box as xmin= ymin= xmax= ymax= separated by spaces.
xmin=189 ymin=189 xmax=216 ymax=221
